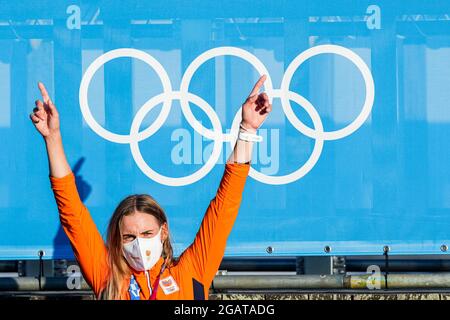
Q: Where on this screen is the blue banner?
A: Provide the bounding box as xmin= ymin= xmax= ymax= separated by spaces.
xmin=1 ymin=0 xmax=449 ymax=259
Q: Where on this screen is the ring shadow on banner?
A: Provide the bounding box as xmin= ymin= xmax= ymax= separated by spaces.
xmin=52 ymin=157 xmax=92 ymax=260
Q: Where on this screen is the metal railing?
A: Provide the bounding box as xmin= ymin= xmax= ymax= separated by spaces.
xmin=2 ymin=273 xmax=450 ymax=291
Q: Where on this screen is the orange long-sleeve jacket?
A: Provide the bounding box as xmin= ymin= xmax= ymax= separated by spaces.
xmin=50 ymin=162 xmax=250 ymax=300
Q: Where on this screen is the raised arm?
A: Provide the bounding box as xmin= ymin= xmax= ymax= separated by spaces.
xmin=31 ymin=82 xmax=71 ymax=178
xmin=180 ymin=75 xmax=272 ymax=288
xmin=30 ymin=83 xmax=108 ymax=296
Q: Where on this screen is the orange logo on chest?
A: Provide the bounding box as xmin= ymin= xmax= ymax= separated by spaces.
xmin=159 ymin=275 xmax=180 ymax=295
xmin=161 ymin=278 xmax=173 ymax=286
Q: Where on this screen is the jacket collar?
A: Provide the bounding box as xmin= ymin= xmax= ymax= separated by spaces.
xmin=129 ymin=256 xmax=165 ymax=279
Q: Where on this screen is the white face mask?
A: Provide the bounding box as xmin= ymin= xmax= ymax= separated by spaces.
xmin=122 ymin=227 xmax=163 ymax=272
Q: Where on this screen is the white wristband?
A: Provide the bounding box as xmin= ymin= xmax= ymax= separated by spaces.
xmin=238 ymin=131 xmax=263 ymax=142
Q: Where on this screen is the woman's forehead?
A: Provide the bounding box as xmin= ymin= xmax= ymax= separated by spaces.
xmin=120 ymin=211 xmax=160 ymax=233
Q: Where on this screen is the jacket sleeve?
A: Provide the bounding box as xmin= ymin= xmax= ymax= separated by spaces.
xmin=179 ymin=162 xmax=250 ymax=287
xmin=50 ymin=172 xmax=108 ymax=297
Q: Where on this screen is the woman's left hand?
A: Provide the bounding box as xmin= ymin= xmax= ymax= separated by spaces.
xmin=241 ymin=75 xmax=272 ymax=132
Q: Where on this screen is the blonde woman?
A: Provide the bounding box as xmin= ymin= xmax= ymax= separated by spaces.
xmin=30 ymin=75 xmax=272 ymax=300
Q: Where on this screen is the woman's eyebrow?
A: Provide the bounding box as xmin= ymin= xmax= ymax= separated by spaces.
xmin=140 ymin=230 xmax=153 ymax=234
xmin=122 ymin=233 xmax=135 ymax=238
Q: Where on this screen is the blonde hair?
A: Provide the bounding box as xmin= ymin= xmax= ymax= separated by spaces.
xmin=99 ymin=194 xmax=175 ymax=300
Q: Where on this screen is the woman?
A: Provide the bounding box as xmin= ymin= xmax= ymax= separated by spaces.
xmin=30 ymin=75 xmax=272 ymax=300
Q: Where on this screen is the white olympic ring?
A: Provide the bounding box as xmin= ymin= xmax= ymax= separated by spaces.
xmin=280 ymin=45 xmax=375 ymax=141
xmin=249 ymin=90 xmax=324 ymax=185
xmin=79 ymin=45 xmax=374 ymax=186
xmin=79 ymin=48 xmax=173 ymax=144
xmin=130 ymin=91 xmax=223 ymax=187
xmin=180 ymin=46 xmax=274 ymax=143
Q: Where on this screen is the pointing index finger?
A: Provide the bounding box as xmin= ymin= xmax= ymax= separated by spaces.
xmin=38 ymin=82 xmax=50 ymax=103
xmin=249 ymin=74 xmax=267 ymax=97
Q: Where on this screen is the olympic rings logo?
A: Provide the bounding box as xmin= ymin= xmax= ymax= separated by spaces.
xmin=79 ymin=45 xmax=374 ymax=186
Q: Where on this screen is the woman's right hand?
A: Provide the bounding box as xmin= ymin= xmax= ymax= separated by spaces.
xmin=29 ymin=82 xmax=60 ymax=138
